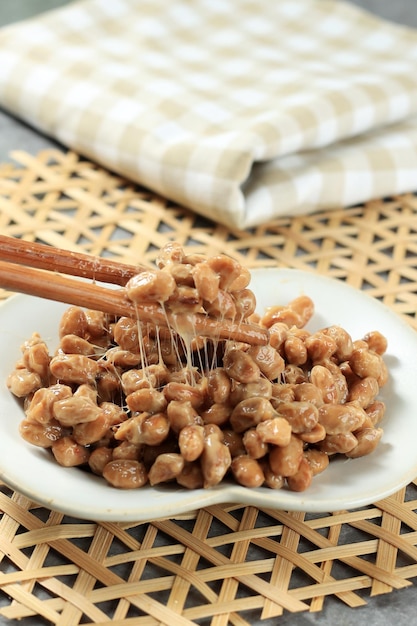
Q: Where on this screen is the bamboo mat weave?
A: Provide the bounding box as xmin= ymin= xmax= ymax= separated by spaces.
xmin=1 ymin=149 xmax=417 ymax=625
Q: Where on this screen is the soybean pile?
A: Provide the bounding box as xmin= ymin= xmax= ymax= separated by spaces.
xmin=8 ymin=243 xmax=388 ymax=492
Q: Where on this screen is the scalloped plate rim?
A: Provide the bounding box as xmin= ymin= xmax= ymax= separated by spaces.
xmin=0 ymin=267 xmax=416 ymax=521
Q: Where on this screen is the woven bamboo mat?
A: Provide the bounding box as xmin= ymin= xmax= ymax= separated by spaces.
xmin=1 ymin=148 xmax=417 ymax=625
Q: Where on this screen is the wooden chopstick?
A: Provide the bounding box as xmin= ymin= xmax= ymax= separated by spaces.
xmin=0 ymin=238 xmax=269 ymax=346
xmin=0 ymin=234 xmax=145 ymax=285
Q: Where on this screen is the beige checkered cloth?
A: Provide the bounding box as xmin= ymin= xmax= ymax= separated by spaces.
xmin=1 ymin=0 xmax=417 ymax=229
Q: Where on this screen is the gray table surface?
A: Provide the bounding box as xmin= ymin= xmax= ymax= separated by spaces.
xmin=1 ymin=1 xmax=417 ymax=625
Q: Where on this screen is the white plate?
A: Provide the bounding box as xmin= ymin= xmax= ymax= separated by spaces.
xmin=0 ymin=268 xmax=416 ymax=521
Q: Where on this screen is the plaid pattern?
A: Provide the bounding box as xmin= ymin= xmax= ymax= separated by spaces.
xmin=1 ymin=0 xmax=417 ymax=229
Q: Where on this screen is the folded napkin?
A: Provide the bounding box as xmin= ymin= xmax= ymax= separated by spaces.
xmin=1 ymin=0 xmax=417 ymax=229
